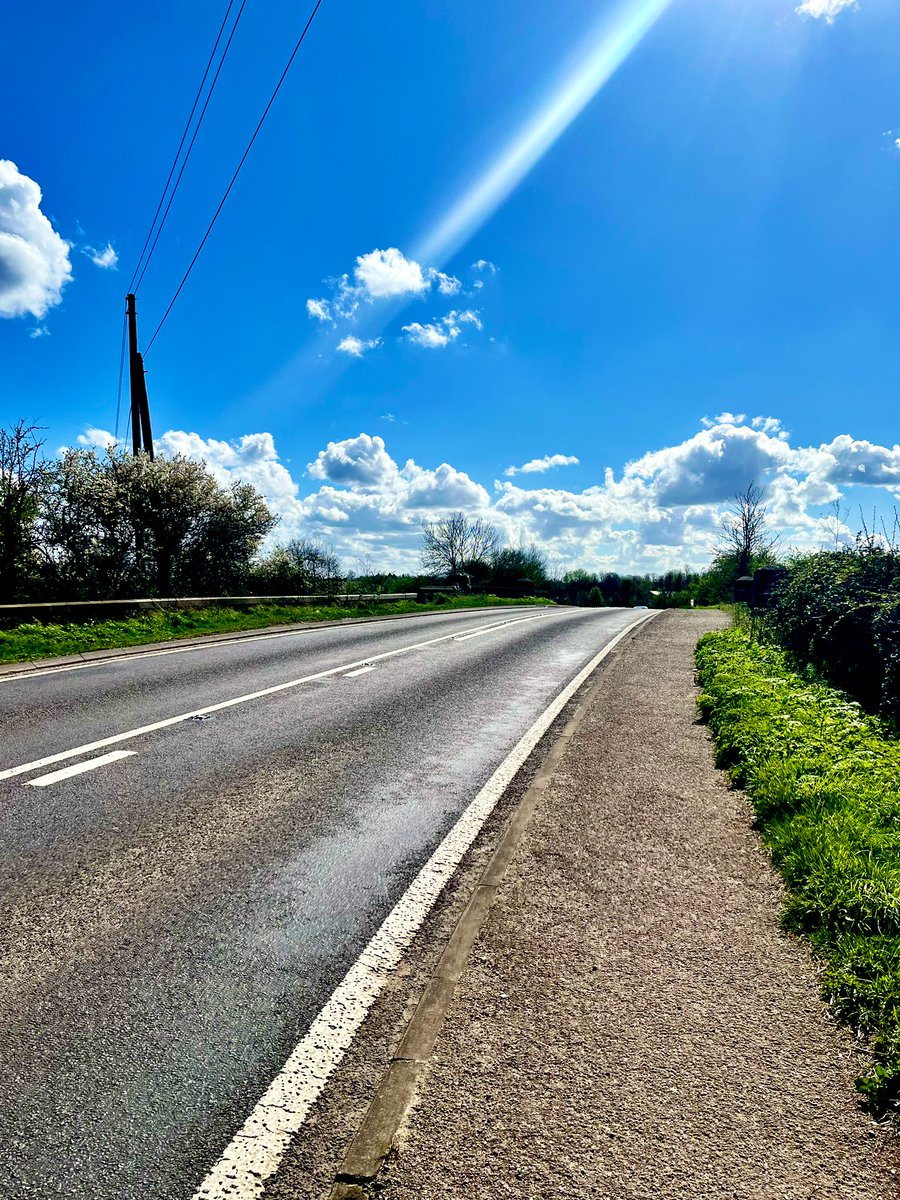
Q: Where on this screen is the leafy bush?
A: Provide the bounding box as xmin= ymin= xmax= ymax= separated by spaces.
xmin=696 ymin=628 xmax=900 ymax=1116
xmin=767 ymin=546 xmax=900 ymax=722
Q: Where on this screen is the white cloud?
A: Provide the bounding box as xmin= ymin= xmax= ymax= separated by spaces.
xmin=29 ymin=325 xmax=49 ymax=339
xmin=403 ymin=308 xmax=482 ymax=349
xmin=506 ymin=453 xmax=580 ymax=476
xmin=70 ymin=412 xmax=900 ymax=574
xmin=795 ymin=0 xmax=856 ymax=20
xmin=354 ymin=247 xmax=428 ymax=299
xmin=472 ymin=259 xmax=497 ymax=275
xmin=432 ymin=271 xmax=461 ymax=295
xmin=336 ymin=334 xmax=381 ymax=357
xmin=77 ymin=427 xmax=122 ymax=449
xmin=306 ymin=298 xmax=332 ymax=322
xmin=402 ymin=321 xmax=452 ymax=349
xmin=307 ymin=433 xmax=400 ymax=489
xmin=305 ymin=248 xmax=497 ymax=354
xmin=85 ymin=243 xmax=118 ymax=270
xmin=154 ymin=430 xmax=304 ymax=524
xmin=0 ymin=159 xmax=72 ymax=320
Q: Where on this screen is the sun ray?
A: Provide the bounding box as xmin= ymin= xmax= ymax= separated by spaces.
xmin=415 ymin=0 xmax=673 ymax=266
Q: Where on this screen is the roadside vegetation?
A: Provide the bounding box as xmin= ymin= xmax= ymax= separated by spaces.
xmin=697 ymin=627 xmax=900 ymax=1117
xmin=0 ymin=594 xmax=552 ymax=666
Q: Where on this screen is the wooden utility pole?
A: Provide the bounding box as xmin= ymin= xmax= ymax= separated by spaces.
xmin=126 ymin=293 xmax=154 ymax=459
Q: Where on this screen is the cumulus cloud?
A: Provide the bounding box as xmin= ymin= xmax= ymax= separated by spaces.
xmin=506 ymin=454 xmax=580 ymax=476
xmin=336 ymin=335 xmax=381 ymax=357
xmin=0 ymin=160 xmax=72 ymax=319
xmin=154 ymin=430 xmax=304 ymax=523
xmin=472 ymin=259 xmax=497 ymax=275
xmin=354 ymin=247 xmax=428 ymax=299
xmin=305 ymin=247 xmax=496 ymax=354
xmin=85 ymin=243 xmax=118 ymax=270
xmin=403 ymin=309 xmax=482 ymax=349
xmin=71 ymin=412 xmax=900 ymax=574
xmin=795 ymin=0 xmax=856 ymax=20
xmin=307 ymin=433 xmax=400 ymax=489
xmin=77 ymin=427 xmax=121 ymax=449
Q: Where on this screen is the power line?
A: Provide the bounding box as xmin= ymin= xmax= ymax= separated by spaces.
xmin=133 ymin=0 xmax=249 ymax=295
xmin=145 ymin=0 xmax=325 ymax=354
xmin=126 ymin=0 xmax=240 ymax=294
xmin=114 ymin=309 xmax=127 ymax=441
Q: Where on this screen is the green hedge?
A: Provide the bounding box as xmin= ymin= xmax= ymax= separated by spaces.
xmin=696 ymin=628 xmax=900 ymax=1116
xmin=767 ymin=548 xmax=900 ymax=723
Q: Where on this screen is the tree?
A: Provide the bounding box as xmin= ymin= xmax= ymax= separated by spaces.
xmin=36 ymin=449 xmax=276 ymax=599
xmin=252 ymin=537 xmax=343 ymax=595
xmin=490 ymin=544 xmax=548 ymax=586
xmin=0 ymin=421 xmax=45 ymax=602
xmin=717 ymin=482 xmax=777 ymax=577
xmin=421 ymin=511 xmax=500 ymax=577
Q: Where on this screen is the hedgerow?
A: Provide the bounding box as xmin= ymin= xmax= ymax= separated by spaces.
xmin=767 ymin=546 xmax=900 ymax=724
xmin=696 ymin=628 xmax=900 ymax=1117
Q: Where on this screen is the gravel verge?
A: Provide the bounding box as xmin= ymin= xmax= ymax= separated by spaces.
xmin=374 ymin=610 xmax=900 ymax=1200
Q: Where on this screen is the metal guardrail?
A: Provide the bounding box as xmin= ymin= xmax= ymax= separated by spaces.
xmin=0 ymin=594 xmax=418 ymax=625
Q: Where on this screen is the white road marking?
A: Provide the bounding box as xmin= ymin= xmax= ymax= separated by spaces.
xmin=26 ymin=750 xmax=137 ymax=787
xmin=0 ymin=607 xmax=552 ymax=685
xmin=191 ymin=611 xmax=657 ymax=1200
xmin=0 ymin=610 xmax=570 ymax=782
xmin=453 ymin=613 xmax=546 ymax=641
xmin=343 ymin=666 xmax=376 ymax=678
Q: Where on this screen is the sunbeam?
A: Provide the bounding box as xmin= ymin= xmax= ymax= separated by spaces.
xmin=415 ymin=0 xmax=674 ymax=266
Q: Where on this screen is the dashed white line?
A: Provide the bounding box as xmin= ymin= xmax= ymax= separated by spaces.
xmin=0 ymin=607 xmax=551 ymax=684
xmin=453 ymin=613 xmax=547 ymax=641
xmin=26 ymin=750 xmax=137 ymax=787
xmin=190 ymin=611 xmax=658 ymax=1200
xmin=343 ymin=666 xmax=376 ymax=678
xmin=0 ymin=610 xmax=568 ymax=782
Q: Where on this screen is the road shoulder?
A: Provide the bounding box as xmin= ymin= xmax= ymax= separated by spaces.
xmin=357 ymin=610 xmax=899 ymax=1199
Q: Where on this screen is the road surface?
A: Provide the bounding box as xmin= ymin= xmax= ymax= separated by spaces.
xmin=0 ymin=604 xmax=644 ymax=1199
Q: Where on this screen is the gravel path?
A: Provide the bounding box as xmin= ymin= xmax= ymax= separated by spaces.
xmin=377 ymin=611 xmax=900 ymax=1200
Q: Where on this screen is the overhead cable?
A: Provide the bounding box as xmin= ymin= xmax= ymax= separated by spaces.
xmin=126 ymin=0 xmax=242 ymax=294
xmin=145 ymin=0 xmax=325 ymax=353
xmin=114 ymin=309 xmax=127 ymax=441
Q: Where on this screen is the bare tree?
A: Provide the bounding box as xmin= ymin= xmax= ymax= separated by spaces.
xmin=0 ymin=420 xmax=45 ymax=601
xmin=717 ymin=482 xmax=778 ymax=576
xmin=421 ymin=511 xmax=501 ymax=576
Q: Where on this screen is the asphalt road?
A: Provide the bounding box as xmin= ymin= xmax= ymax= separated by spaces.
xmin=0 ymin=604 xmax=644 ymax=1200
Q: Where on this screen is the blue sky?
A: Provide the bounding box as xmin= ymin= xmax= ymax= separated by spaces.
xmin=2 ymin=0 xmax=900 ymax=572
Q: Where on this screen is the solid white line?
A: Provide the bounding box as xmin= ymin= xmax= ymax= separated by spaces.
xmin=453 ymin=613 xmax=546 ymax=641
xmin=0 ymin=607 xmax=552 ymax=685
xmin=190 ymin=610 xmax=657 ymax=1200
xmin=26 ymin=750 xmax=137 ymax=787
xmin=0 ymin=611 xmax=566 ymax=782
xmin=343 ymin=666 xmax=376 ymax=678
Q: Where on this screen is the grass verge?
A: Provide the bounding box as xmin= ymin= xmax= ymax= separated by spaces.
xmin=0 ymin=595 xmax=554 ymax=666
xmin=696 ymin=627 xmax=900 ymax=1118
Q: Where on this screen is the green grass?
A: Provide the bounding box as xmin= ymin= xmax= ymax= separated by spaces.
xmin=0 ymin=594 xmax=554 ymax=665
xmin=696 ymin=628 xmax=900 ymax=1117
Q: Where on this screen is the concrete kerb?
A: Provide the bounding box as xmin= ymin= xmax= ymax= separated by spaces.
xmin=329 ymin=611 xmax=660 ymax=1197
xmin=0 ymin=604 xmax=549 ymax=680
